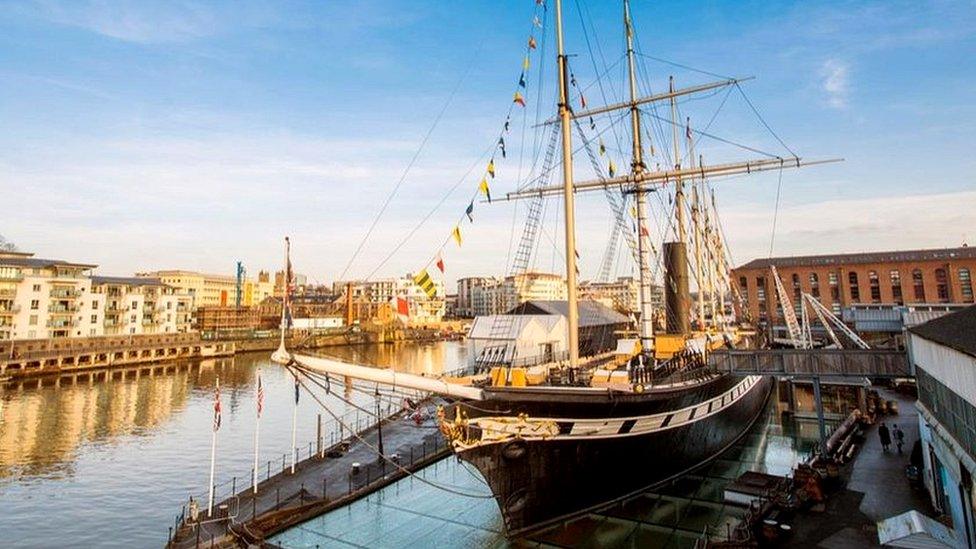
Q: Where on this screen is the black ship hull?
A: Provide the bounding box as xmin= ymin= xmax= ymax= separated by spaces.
xmin=449 ymin=374 xmax=774 ymax=537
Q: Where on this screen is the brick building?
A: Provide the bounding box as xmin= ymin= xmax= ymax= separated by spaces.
xmin=732 ymin=246 xmax=976 ymax=326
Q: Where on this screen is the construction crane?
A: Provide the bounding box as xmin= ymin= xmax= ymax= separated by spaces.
xmin=235 ymin=261 xmax=246 ymax=308
xmin=801 ymin=292 xmax=870 ymax=349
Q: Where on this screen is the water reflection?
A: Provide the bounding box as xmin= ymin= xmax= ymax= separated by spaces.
xmin=0 ymin=341 xmax=467 ymax=549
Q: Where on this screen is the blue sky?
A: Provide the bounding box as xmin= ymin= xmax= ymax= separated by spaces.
xmin=1 ymin=0 xmax=974 ymax=286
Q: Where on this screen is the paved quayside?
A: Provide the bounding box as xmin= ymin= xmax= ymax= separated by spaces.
xmin=167 ymin=399 xmax=449 ymax=548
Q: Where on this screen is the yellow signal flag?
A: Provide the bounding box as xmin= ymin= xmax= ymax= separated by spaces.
xmin=412 ymin=269 xmax=437 ymax=299
xmin=629 ymin=204 xmax=638 ymax=219
xmin=452 ymin=226 xmax=463 ymax=247
xmin=479 ymin=177 xmax=492 ymax=203
xmin=487 ymin=159 xmax=496 ymax=178
xmin=523 ymin=56 xmax=530 ymax=71
xmin=608 ymin=159 xmax=616 ymax=178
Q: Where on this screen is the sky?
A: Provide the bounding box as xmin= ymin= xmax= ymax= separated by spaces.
xmin=1 ymin=0 xmax=974 ymax=289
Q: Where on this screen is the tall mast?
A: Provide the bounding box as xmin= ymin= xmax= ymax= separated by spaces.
xmin=555 ymin=0 xmax=580 ymax=369
xmin=670 ymin=76 xmax=686 ymax=244
xmin=624 ymin=0 xmax=654 ymax=356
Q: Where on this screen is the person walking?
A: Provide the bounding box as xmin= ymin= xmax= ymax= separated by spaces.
xmin=879 ymin=422 xmax=891 ymax=452
xmin=894 ymin=425 xmax=905 ymax=454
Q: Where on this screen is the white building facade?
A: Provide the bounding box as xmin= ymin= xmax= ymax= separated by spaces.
xmin=910 ymin=306 xmax=976 ymax=548
xmin=0 ymin=251 xmax=193 ymax=340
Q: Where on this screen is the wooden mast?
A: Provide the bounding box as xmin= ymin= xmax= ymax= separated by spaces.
xmin=624 ymin=0 xmax=655 ymax=356
xmin=555 ymin=0 xmax=580 ymax=369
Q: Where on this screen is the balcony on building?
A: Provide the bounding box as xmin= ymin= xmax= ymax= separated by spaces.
xmin=50 ymin=287 xmax=82 ymax=299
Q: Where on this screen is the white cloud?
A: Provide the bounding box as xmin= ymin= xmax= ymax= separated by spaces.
xmin=722 ymin=190 xmax=976 ymax=265
xmin=26 ymin=0 xmax=221 ymax=43
xmin=820 ymin=59 xmax=850 ymax=109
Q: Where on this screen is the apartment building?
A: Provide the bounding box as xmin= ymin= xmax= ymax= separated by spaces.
xmin=463 ymin=272 xmax=568 ymax=316
xmin=139 ymin=270 xmax=236 ymax=308
xmin=334 ymin=275 xmax=446 ymax=323
xmin=578 ymin=276 xmax=664 ymax=314
xmin=0 ymin=251 xmax=193 ymax=340
xmin=732 ymin=246 xmax=976 ymax=326
xmin=92 ymin=276 xmax=193 ymax=336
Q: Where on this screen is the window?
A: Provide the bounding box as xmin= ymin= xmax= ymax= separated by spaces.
xmin=130 ymin=314 xmax=137 ymax=323
xmin=739 ymin=276 xmax=747 ymax=291
xmin=791 ymin=273 xmax=801 ymax=299
xmin=90 ymin=314 xmax=97 ymax=323
xmin=913 ymin=269 xmax=925 ymax=301
xmin=809 ymin=273 xmax=820 ymax=298
xmin=30 ymin=299 xmax=39 ymax=310
xmin=960 ymin=268 xmax=973 ymax=303
xmin=848 ymin=271 xmax=860 ymax=302
xmin=29 ymin=314 xmax=37 ymax=326
xmin=131 ymin=301 xmax=138 ymax=310
xmin=890 ymin=270 xmax=903 ymax=303
xmin=28 ymin=330 xmax=36 ymax=338
xmin=92 ymin=300 xmax=97 ymax=309
xmin=89 ymin=328 xmax=96 ymax=336
xmin=130 ymin=327 xmax=136 ymax=334
xmin=32 ymin=284 xmax=40 ymax=292
xmin=935 ymin=268 xmax=950 ymax=302
xmin=868 ymin=270 xmax=881 ymax=302
xmin=828 ymin=272 xmax=839 ymax=302
xmin=167 ymin=302 xmax=172 ymax=310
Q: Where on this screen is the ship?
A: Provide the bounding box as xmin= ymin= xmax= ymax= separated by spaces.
xmin=274 ymin=0 xmax=838 ymax=537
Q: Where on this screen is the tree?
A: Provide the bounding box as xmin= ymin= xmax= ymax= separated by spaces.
xmin=0 ymin=234 xmax=17 ymax=252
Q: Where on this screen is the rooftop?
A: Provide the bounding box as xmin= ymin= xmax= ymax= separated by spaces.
xmin=0 ymin=254 xmax=97 ymax=270
xmin=508 ymin=299 xmax=630 ymax=327
xmin=91 ymin=275 xmax=166 ymax=287
xmin=909 ymin=304 xmax=976 ymax=359
xmin=735 ymin=246 xmax=975 ymax=271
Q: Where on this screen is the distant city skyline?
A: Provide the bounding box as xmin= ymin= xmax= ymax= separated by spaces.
xmin=2 ymin=1 xmax=974 ymax=284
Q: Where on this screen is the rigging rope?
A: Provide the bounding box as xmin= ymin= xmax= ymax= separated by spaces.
xmin=286 ymin=364 xmax=494 ymax=499
xmin=339 ymin=41 xmax=482 ymax=281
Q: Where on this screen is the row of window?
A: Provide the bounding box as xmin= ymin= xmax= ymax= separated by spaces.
xmin=741 ymin=267 xmax=974 ymax=309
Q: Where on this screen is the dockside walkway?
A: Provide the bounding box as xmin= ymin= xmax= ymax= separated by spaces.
xmin=168 ymin=403 xmax=449 ymax=548
xmin=789 ymin=387 xmax=933 ymax=547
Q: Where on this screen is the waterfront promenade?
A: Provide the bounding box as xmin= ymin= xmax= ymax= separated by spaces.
xmin=168 ymin=401 xmax=449 ymax=548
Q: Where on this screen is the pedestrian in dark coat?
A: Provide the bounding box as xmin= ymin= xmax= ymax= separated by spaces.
xmin=894 ymin=425 xmax=905 ymax=454
xmin=879 ymin=422 xmax=891 ymax=452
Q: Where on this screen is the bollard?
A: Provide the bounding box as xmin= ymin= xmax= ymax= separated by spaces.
xmin=168 ymin=526 xmax=173 ymax=545
xmin=231 ymin=476 xmax=236 ymax=496
xmin=267 ymin=460 xmax=271 ymax=481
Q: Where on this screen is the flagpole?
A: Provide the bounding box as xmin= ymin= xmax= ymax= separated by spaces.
xmin=252 ymin=369 xmax=260 ymax=494
xmin=207 ymin=376 xmax=219 ymax=518
xmin=291 ymin=375 xmax=298 ymax=474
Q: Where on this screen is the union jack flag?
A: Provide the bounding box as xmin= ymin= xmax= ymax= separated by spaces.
xmin=213 ymin=377 xmax=222 ymax=432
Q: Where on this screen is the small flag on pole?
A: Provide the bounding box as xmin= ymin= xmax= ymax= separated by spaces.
xmin=465 ymin=201 xmax=474 ymax=222
xmin=518 ymin=72 xmax=526 ymax=88
xmin=589 ymin=116 xmax=596 ymax=130
xmin=413 ymin=269 xmax=438 ymax=299
xmin=452 ymin=225 xmax=463 ymax=246
xmin=533 ymin=15 xmax=542 ymax=28
xmin=513 ymin=91 xmax=526 ymax=107
xmin=598 ymin=139 xmax=606 ymax=156
xmin=686 ymin=116 xmax=692 ymax=140
xmin=435 ymin=252 xmax=445 ymax=273
xmin=640 ymin=224 xmax=650 ymax=237
xmin=479 ymin=178 xmax=492 ymax=202
xmin=528 ymin=36 xmax=537 ymax=50
xmin=608 ymin=159 xmax=616 ymax=178
xmin=213 ymin=378 xmax=222 ymax=432
xmin=522 ymin=56 xmax=530 ymax=71
xmin=498 ymin=137 xmax=506 ymax=158
xmin=487 ymin=159 xmax=495 ymax=179
xmin=580 ymin=94 xmax=587 ymax=109
xmin=256 ymin=371 xmax=264 ymax=418
xmin=504 ymin=116 xmax=511 ymax=132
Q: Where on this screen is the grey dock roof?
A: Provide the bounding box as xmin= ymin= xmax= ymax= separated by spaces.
xmin=910 ymin=304 xmax=976 ymax=359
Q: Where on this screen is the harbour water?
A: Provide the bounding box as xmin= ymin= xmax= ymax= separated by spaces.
xmin=0 ymin=341 xmax=467 ymax=548
xmin=269 ymin=382 xmax=826 ymax=548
